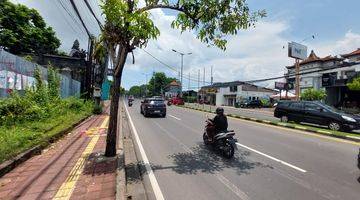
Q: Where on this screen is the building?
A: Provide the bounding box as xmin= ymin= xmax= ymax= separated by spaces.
xmin=199 ymin=81 xmax=275 ymax=106
xmin=286 ymin=49 xmax=360 ymax=107
xmin=164 ymin=80 xmax=181 ymax=98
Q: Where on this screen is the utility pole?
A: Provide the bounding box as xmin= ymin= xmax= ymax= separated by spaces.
xmin=203 ymin=67 xmax=205 ymax=86
xmin=295 ymin=59 xmax=300 ymax=100
xmin=198 ymin=69 xmax=200 ymax=91
xmin=188 ymin=72 xmax=190 ymax=90
xmin=153 ymin=70 xmax=155 ymax=96
xmin=211 ymin=66 xmax=213 ymax=85
xmin=172 ymin=49 xmax=192 ymax=96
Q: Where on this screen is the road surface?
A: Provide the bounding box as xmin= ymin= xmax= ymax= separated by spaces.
xmin=125 ymin=100 xmax=360 ymax=200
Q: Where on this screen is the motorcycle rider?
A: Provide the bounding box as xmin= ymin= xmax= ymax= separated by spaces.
xmin=208 ymin=107 xmax=228 ymax=142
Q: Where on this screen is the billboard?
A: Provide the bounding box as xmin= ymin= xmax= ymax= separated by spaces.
xmin=275 ymin=82 xmax=286 ymax=90
xmin=288 ymin=42 xmax=307 ymax=60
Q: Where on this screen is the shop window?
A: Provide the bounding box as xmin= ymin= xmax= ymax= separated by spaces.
xmin=230 ymin=86 xmax=237 ymax=92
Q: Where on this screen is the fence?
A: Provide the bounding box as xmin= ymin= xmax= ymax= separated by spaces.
xmin=0 ymin=49 xmax=80 ymax=98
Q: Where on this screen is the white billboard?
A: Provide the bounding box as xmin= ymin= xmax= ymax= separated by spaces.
xmin=288 ymin=42 xmax=307 ymax=60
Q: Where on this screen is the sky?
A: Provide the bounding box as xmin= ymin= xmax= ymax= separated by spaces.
xmin=12 ymin=0 xmax=360 ymax=90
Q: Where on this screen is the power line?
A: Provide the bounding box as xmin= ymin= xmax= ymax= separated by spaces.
xmin=54 ymin=0 xmax=83 ymax=38
xmin=58 ymin=0 xmax=87 ymax=35
xmin=141 ymin=49 xmax=213 ymax=84
xmin=69 ymin=0 xmax=91 ymax=38
xmin=83 ymin=0 xmax=103 ymax=30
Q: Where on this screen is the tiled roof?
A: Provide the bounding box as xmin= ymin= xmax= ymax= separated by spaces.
xmin=168 ymin=80 xmax=180 ymax=86
xmin=341 ymin=48 xmax=360 ymax=57
xmin=286 ymin=50 xmax=342 ymax=69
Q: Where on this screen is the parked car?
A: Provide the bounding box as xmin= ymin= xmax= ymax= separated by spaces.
xmin=239 ymin=100 xmax=263 ymax=108
xmin=170 ymin=97 xmax=184 ymax=105
xmin=140 ymin=98 xmax=166 ymax=117
xmin=274 ymin=101 xmax=360 ymax=131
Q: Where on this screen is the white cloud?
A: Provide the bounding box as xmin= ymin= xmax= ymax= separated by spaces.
xmin=311 ymin=31 xmax=360 ymax=57
xmin=125 ymin=9 xmax=293 ymax=89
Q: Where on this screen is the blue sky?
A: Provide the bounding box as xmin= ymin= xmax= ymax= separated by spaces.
xmin=13 ymin=0 xmax=360 ymax=90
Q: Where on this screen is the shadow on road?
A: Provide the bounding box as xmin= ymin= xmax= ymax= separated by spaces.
xmin=125 ymin=143 xmax=271 ymax=184
xmin=165 ymin=143 xmax=271 ymax=175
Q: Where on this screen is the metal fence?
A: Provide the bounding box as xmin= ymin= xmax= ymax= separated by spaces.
xmin=0 ymin=49 xmax=80 ymax=98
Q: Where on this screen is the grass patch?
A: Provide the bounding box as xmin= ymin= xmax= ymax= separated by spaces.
xmin=0 ymin=100 xmax=93 ymax=163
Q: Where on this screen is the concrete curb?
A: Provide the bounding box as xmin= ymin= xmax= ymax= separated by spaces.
xmin=0 ymin=114 xmax=92 ymax=178
xmin=179 ymin=105 xmax=360 ymax=143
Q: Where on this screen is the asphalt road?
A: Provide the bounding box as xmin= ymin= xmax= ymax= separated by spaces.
xmin=125 ymin=100 xmax=360 ymax=200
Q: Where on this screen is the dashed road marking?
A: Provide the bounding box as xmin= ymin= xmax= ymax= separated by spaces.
xmin=236 ymin=142 xmax=307 ymax=173
xmin=168 ymin=114 xmax=181 ymax=121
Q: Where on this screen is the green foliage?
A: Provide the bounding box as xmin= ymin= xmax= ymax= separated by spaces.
xmin=171 ymin=0 xmax=266 ymax=50
xmin=128 ymin=85 xmax=144 ymax=97
xmin=47 ymin=64 xmax=61 ymax=100
xmin=93 ymin=103 xmax=103 ymax=114
xmin=0 ymin=67 xmax=92 ymax=125
xmin=347 ymin=76 xmax=360 ymax=91
xmin=0 ymin=0 xmax=61 ymax=55
xmin=184 ymin=96 xmax=197 ymax=103
xmin=23 ymin=55 xmax=33 ymax=62
xmin=147 ymin=72 xmax=176 ymax=96
xmin=301 ymin=88 xmax=327 ymax=101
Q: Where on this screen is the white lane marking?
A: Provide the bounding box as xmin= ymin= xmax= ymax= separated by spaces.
xmin=123 ymin=100 xmax=165 ymax=200
xmin=168 ymin=114 xmax=181 ymax=121
xmin=215 ymin=173 xmax=250 ymax=200
xmin=236 ymin=142 xmax=307 ymax=173
xmin=152 ymin=121 xmax=249 ymax=200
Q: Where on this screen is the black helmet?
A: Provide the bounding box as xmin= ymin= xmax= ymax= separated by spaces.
xmin=216 ymin=107 xmax=224 ymax=115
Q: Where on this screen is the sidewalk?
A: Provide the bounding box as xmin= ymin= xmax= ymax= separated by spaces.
xmin=0 ymin=102 xmax=121 ymax=200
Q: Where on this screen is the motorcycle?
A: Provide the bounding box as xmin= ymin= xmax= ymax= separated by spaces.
xmin=203 ymin=119 xmax=237 ymax=158
xmin=128 ymin=100 xmax=133 ymax=107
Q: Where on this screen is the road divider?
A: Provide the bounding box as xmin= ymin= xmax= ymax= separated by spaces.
xmin=178 ymin=105 xmax=360 ymax=145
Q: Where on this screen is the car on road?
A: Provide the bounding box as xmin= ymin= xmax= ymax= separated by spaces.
xmin=170 ymin=97 xmax=184 ymax=105
xmin=140 ymin=98 xmax=166 ymax=117
xmin=274 ymin=101 xmax=360 ymax=131
xmin=239 ymin=99 xmax=263 ymax=108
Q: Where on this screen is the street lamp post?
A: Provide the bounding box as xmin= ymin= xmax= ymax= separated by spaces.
xmin=172 ymin=49 xmax=192 ymax=96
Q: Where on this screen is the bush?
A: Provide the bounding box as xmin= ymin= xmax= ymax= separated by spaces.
xmin=301 ymin=88 xmax=326 ymax=101
xmin=93 ymin=104 xmax=103 ymax=114
xmin=0 ymin=67 xmax=93 ymax=125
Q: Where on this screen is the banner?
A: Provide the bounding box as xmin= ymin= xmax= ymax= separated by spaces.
xmin=15 ymin=73 xmax=22 ymax=90
xmin=0 ymin=70 xmax=6 ymax=89
xmin=7 ymin=71 xmax=15 ymax=89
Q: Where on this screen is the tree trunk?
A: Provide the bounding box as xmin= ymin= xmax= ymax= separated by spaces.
xmin=105 ymin=47 xmax=128 ymax=157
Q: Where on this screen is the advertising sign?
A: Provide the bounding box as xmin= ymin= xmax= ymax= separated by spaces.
xmin=275 ymin=82 xmax=286 ymax=90
xmin=288 ymin=42 xmax=307 ymax=60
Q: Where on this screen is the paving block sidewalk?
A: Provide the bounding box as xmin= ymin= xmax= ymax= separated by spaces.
xmin=0 ymin=102 xmax=121 ymax=200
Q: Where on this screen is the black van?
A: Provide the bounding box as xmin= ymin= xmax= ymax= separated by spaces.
xmin=274 ymin=101 xmax=360 ymax=131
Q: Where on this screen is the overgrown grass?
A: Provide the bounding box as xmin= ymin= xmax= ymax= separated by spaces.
xmin=0 ymin=66 xmax=94 ymax=163
xmin=0 ymin=98 xmax=93 ymax=163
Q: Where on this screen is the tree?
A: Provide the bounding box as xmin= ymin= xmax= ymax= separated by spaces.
xmin=128 ymin=86 xmax=142 ymax=97
xmin=147 ymin=72 xmax=176 ymax=96
xmin=301 ymin=88 xmax=327 ymax=101
xmin=347 ymin=76 xmax=360 ymax=91
xmin=71 ymin=39 xmax=80 ymax=51
xmin=101 ymin=0 xmax=266 ymax=156
xmin=0 ymin=0 xmax=61 ymax=55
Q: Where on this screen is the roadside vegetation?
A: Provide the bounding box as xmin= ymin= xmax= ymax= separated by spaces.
xmin=0 ymin=67 xmax=93 ymax=163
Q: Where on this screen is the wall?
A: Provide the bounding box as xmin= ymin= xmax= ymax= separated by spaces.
xmin=0 ymin=49 xmax=80 ymax=98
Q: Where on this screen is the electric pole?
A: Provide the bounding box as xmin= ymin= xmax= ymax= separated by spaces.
xmin=172 ymin=49 xmax=192 ymax=96
xmin=188 ymin=72 xmax=190 ymax=90
xmin=211 ymin=66 xmax=213 ymax=85
xmin=203 ymin=67 xmax=205 ymax=86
